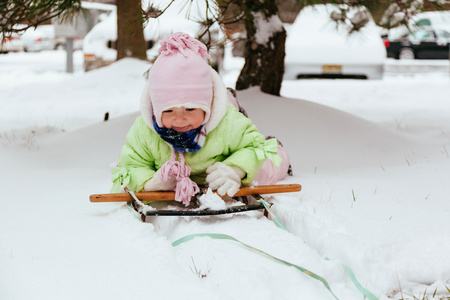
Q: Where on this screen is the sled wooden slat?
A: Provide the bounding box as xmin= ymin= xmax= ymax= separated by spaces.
xmin=89 ymin=184 xmax=301 ymax=203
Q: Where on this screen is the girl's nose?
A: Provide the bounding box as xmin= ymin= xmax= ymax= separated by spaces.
xmin=173 ymin=111 xmax=186 ymax=122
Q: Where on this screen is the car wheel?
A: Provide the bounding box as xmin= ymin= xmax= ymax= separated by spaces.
xmin=55 ymin=43 xmax=65 ymax=50
xmin=399 ymin=48 xmax=415 ymax=60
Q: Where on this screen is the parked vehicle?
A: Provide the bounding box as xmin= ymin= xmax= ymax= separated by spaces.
xmin=53 ymin=35 xmax=83 ymax=51
xmin=1 ymin=26 xmax=84 ymax=54
xmin=21 ymin=25 xmax=56 ymax=52
xmin=0 ymin=32 xmax=24 ymax=53
xmin=83 ymin=8 xmax=158 ymax=72
xmin=284 ymin=5 xmax=386 ymax=80
xmin=83 ymin=1 xmax=222 ymax=72
xmin=411 ymin=11 xmax=450 ymax=27
xmin=384 ymin=26 xmax=450 ymax=60
xmin=382 ymin=11 xmax=450 ymax=60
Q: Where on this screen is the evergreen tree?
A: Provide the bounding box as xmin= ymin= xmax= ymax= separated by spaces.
xmin=116 ymin=0 xmax=146 ymax=60
xmin=1 ymin=0 xmax=449 ymax=95
xmin=0 ymin=0 xmax=82 ymax=34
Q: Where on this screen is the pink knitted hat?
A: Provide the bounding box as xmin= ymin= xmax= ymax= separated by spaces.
xmin=148 ymin=33 xmax=213 ymax=127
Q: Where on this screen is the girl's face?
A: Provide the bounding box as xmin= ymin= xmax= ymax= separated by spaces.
xmin=161 ymin=107 xmax=205 ymax=132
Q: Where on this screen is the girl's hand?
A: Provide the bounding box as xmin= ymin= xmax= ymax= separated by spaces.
xmin=144 ymin=168 xmax=177 ymax=191
xmin=206 ymin=162 xmax=245 ymax=196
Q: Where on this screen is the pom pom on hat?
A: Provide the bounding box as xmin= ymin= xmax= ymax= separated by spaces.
xmin=159 ymin=32 xmax=211 ymax=59
xmin=148 ymin=33 xmax=213 ymax=127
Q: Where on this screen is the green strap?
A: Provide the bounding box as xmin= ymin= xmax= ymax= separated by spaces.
xmin=258 ymin=198 xmax=289 ymax=231
xmin=128 ymin=189 xmax=378 ymax=300
xmin=172 ymin=233 xmax=339 ymax=300
xmin=260 ymin=200 xmax=379 ymax=300
xmin=342 ymin=264 xmax=379 ymax=300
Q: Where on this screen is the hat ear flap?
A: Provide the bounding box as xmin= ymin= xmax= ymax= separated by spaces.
xmin=140 ymin=81 xmax=155 ymax=129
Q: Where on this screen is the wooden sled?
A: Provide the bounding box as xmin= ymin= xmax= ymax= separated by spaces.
xmin=90 ymin=184 xmax=301 ymax=221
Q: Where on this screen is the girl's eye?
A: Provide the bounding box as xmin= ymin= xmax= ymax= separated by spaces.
xmin=164 ymin=110 xmax=173 ymax=113
xmin=186 ymin=108 xmax=196 ymax=112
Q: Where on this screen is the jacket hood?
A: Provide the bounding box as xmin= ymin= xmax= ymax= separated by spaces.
xmin=140 ymin=67 xmax=229 ymax=133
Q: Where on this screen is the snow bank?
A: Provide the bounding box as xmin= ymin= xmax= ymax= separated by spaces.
xmin=237 ymin=88 xmax=422 ymax=172
xmin=1 ymin=55 xmax=450 ymax=300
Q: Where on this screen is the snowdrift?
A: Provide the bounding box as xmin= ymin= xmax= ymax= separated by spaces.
xmin=2 ymin=57 xmax=450 ymax=300
xmin=35 ymin=84 xmax=420 ymax=174
xmin=237 ymin=88 xmax=421 ymax=172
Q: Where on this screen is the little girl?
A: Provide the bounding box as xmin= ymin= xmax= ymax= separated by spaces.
xmin=111 ymin=32 xmax=290 ymax=206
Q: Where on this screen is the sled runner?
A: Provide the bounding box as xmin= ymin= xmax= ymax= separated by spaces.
xmin=90 ymin=184 xmax=301 ymax=221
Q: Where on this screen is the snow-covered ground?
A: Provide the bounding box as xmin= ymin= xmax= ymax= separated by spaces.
xmin=1 ymin=50 xmax=450 ymax=300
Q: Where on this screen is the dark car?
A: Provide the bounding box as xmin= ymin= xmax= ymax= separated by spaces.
xmin=384 ymin=26 xmax=450 ymax=59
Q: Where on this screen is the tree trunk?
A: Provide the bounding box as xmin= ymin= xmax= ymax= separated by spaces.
xmin=235 ymin=1 xmax=286 ymax=96
xmin=116 ymin=0 xmax=147 ymax=60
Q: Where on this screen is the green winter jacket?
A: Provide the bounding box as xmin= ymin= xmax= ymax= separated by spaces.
xmin=111 ymin=103 xmax=281 ymax=192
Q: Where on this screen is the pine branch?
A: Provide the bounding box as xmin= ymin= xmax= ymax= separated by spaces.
xmin=0 ymin=0 xmax=82 ymax=36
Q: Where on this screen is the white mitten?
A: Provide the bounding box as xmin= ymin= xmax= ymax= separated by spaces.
xmin=144 ymin=168 xmax=177 ymax=191
xmin=206 ymin=162 xmax=245 ymax=196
